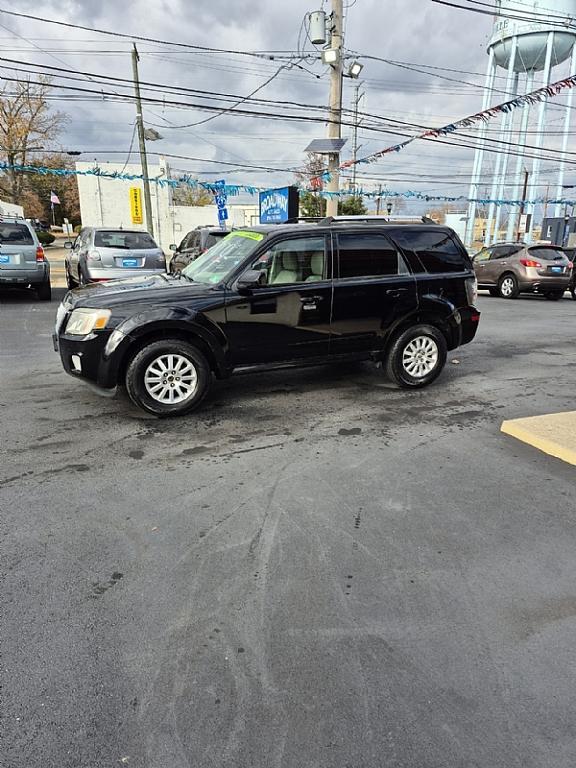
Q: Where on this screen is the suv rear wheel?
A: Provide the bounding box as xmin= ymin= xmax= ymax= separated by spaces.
xmin=386 ymin=324 xmax=447 ymax=389
xmin=543 ymin=290 xmax=564 ymax=301
xmin=498 ymin=274 xmax=519 ymax=299
xmin=125 ymin=339 xmax=211 ymax=416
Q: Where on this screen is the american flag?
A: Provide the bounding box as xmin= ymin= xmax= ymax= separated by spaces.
xmin=50 ymin=191 xmax=61 ymax=205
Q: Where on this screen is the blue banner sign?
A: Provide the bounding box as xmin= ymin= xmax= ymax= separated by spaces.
xmin=259 ymin=186 xmax=299 ymax=224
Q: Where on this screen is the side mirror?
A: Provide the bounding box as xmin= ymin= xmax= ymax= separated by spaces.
xmin=169 ymin=243 xmax=177 ymax=251
xmin=64 ymin=240 xmax=73 ymax=249
xmin=237 ymin=269 xmax=266 ymax=294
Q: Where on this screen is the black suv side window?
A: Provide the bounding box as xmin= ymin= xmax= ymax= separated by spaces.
xmin=337 ymin=233 xmax=407 ymax=278
xmin=250 ymin=236 xmax=327 ymax=285
xmin=392 ymin=229 xmax=468 ymax=274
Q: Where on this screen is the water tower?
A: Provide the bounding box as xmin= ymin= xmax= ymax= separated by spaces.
xmin=465 ymin=0 xmax=576 ymax=246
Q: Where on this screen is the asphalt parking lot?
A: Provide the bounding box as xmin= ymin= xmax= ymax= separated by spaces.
xmin=2 ymin=275 xmax=576 ymax=768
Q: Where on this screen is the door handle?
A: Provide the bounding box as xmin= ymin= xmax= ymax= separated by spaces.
xmin=385 ymin=288 xmax=408 ymax=297
xmin=300 ymin=295 xmax=324 ymax=302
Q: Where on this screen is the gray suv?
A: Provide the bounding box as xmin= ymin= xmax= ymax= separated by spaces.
xmin=65 ymin=227 xmax=166 ymax=287
xmin=0 ymin=217 xmax=51 ymax=300
xmin=473 ymin=242 xmax=571 ymax=300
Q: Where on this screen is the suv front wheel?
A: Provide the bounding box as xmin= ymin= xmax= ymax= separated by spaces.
xmin=386 ymin=324 xmax=447 ymax=389
xmin=498 ymin=273 xmax=519 ymax=299
xmin=126 ymin=339 xmax=211 ymax=416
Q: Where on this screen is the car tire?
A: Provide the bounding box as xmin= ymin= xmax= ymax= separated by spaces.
xmin=571 ymin=286 xmax=576 ymax=301
xmin=498 ymin=273 xmax=519 ymax=299
xmin=488 ymin=287 xmax=499 ymax=297
xmin=385 ymin=324 xmax=447 ymax=389
xmin=125 ymin=339 xmax=211 ymax=416
xmin=543 ymin=290 xmax=564 ymax=301
xmin=35 ymin=280 xmax=52 ymax=301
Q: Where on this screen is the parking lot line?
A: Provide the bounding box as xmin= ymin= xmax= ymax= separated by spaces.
xmin=501 ymin=412 xmax=576 ymax=467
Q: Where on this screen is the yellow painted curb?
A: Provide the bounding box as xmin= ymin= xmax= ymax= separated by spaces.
xmin=501 ymin=412 xmax=576 ymax=467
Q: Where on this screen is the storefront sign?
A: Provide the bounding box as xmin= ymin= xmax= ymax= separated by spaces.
xmin=259 ymin=186 xmax=299 ymax=224
xmin=129 ymin=187 xmax=143 ymax=225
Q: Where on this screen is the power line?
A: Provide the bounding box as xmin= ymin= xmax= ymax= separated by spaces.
xmin=0 ymin=7 xmax=311 ymax=61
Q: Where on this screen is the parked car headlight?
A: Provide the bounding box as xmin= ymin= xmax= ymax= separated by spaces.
xmin=65 ymin=308 xmax=111 ymax=335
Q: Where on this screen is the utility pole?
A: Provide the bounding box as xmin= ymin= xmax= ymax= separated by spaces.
xmin=376 ymin=184 xmax=383 ymax=215
xmin=351 ymin=83 xmax=364 ymax=196
xmin=325 ymin=0 xmax=343 ymax=218
xmin=131 ymin=44 xmax=154 ymax=237
xmin=516 ymin=169 xmax=529 ymax=243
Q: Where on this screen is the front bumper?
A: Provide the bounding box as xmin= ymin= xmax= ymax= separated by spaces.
xmin=55 ymin=329 xmax=121 ymax=391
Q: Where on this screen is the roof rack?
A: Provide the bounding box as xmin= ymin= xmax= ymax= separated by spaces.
xmin=282 ymin=217 xmax=323 ymax=223
xmin=318 ymin=215 xmax=437 ymax=225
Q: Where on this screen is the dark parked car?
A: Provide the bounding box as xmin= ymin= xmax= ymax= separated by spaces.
xmin=472 ymin=242 xmax=572 ymax=299
xmin=54 ymin=217 xmax=480 ymax=416
xmin=169 ymin=227 xmax=230 ymax=273
xmin=562 ymin=247 xmax=576 ymax=300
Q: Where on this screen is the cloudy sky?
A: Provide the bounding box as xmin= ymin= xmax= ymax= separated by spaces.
xmin=4 ymin=0 xmax=575 ymax=209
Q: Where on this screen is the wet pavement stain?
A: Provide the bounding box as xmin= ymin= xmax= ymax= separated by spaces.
xmin=90 ymin=572 xmax=124 ymax=598
xmin=181 ymin=446 xmax=210 ymax=456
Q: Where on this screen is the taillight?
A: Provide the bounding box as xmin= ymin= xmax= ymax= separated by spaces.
xmin=520 ymin=258 xmax=542 ymax=268
xmin=465 ymin=276 xmax=478 ymax=306
xmin=36 ymin=245 xmax=44 ymax=262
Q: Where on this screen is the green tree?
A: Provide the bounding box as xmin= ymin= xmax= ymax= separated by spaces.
xmin=338 ymin=196 xmax=367 ymax=215
xmin=299 ymin=190 xmax=326 ymax=218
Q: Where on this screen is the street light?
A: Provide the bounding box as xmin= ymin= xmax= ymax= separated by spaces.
xmin=322 ymin=48 xmax=339 ymax=66
xmin=347 ymin=61 xmax=363 ymax=79
xmin=143 ymin=128 xmax=163 ymax=141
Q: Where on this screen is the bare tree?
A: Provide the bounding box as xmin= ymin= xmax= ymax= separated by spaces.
xmin=0 ymin=77 xmax=66 ymax=204
xmin=172 ymin=186 xmax=214 ymax=207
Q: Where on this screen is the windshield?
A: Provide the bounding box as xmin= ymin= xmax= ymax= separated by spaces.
xmin=182 ymin=231 xmax=264 ymax=284
xmin=94 ymin=230 xmax=157 ymax=250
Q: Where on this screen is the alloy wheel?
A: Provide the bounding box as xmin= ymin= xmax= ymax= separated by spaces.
xmin=144 ymin=354 xmax=198 ymax=404
xmin=402 ymin=336 xmax=439 ymax=378
xmin=500 ymin=277 xmax=515 ymax=297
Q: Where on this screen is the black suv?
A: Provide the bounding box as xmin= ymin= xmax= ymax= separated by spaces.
xmin=168 ymin=226 xmax=230 ymax=273
xmin=53 ymin=218 xmax=480 ymax=416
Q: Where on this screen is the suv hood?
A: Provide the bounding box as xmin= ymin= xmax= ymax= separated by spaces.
xmin=66 ymin=274 xmax=220 ymax=308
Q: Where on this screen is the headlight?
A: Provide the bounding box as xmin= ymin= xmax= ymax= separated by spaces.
xmin=65 ymin=308 xmax=111 ymax=335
